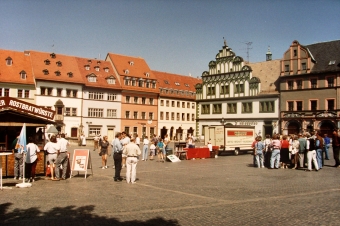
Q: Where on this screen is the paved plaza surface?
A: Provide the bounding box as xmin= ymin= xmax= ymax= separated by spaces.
xmin=1 ymin=145 xmax=340 ymax=226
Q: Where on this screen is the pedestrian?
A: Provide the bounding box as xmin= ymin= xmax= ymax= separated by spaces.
xmin=93 ymin=134 xmax=100 ymax=152
xmin=80 ymin=133 xmax=86 ymax=146
xmin=306 ymin=132 xmax=319 ymax=172
xmin=149 ymin=143 xmax=156 ymax=160
xmin=323 ymin=134 xmax=330 ymax=160
xmin=120 ymin=131 xmax=130 ymax=168
xmin=53 ymin=133 xmax=69 ymax=181
xmin=290 ymin=135 xmax=300 ymax=169
xmin=270 ymin=134 xmax=281 ymax=169
xmin=254 ymin=136 xmax=265 ymax=168
xmin=112 ymin=133 xmax=123 ymax=182
xmin=135 ymin=134 xmax=140 ymax=147
xmin=99 ymin=135 xmax=110 ymax=169
xmin=12 ymin=132 xmax=23 ymax=180
xmin=123 ymin=137 xmax=141 ymax=184
xmin=156 ymin=139 xmax=165 ymax=162
xmin=142 ymin=135 xmax=149 ymax=161
xmin=43 ymin=135 xmax=59 ymax=180
xmin=315 ymin=132 xmax=324 ymax=170
xmin=280 ymin=135 xmax=290 ymax=169
xmin=25 ymin=136 xmax=40 ymax=182
xmin=297 ymin=133 xmax=307 ymax=169
xmin=263 ymin=134 xmax=272 ymax=167
xmin=331 ymin=129 xmax=340 ymax=167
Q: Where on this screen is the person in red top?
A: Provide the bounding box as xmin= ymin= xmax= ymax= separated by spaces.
xmin=280 ymin=135 xmax=290 ymax=169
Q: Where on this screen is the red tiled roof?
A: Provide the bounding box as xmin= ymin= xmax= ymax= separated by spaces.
xmin=29 ymin=50 xmax=85 ymax=84
xmin=0 ymin=49 xmax=35 ymax=85
xmin=75 ymin=57 xmax=122 ymax=90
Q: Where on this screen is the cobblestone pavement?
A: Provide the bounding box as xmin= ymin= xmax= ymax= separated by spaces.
xmin=1 ymin=145 xmax=340 ymax=225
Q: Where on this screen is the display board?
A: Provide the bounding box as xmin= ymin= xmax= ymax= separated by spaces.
xmin=70 ymin=149 xmax=93 ymax=178
xmin=166 ymin=154 xmax=181 ymax=162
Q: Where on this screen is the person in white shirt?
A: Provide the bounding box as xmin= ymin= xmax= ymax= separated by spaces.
xmin=93 ymin=134 xmax=100 ymax=152
xmin=142 ymin=136 xmax=149 ymax=161
xmin=120 ymin=132 xmax=130 ymax=168
xmin=25 ymin=136 xmax=41 ymax=182
xmin=53 ymin=133 xmax=69 ymax=181
xmin=123 ymin=137 xmax=141 ymax=184
xmin=43 ymin=135 xmax=59 ymax=180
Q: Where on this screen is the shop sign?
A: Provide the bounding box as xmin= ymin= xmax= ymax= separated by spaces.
xmin=0 ymin=97 xmax=55 ymax=121
xmin=238 ymin=121 xmax=258 ymax=126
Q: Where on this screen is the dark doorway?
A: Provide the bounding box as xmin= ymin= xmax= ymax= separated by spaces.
xmin=319 ymin=120 xmax=335 ymax=136
xmin=288 ymin=121 xmax=300 ymax=135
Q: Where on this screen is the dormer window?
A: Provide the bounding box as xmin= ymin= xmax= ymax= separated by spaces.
xmin=50 ymin=53 xmax=56 ymax=58
xmin=106 ymin=76 xmax=116 ymax=84
xmin=56 ymin=61 xmax=62 ymax=67
xmin=88 ymin=59 xmax=92 ymax=64
xmin=164 ymin=80 xmax=169 ymax=84
xmin=44 ymin=59 xmax=50 ymax=65
xmin=20 ymin=70 xmax=27 ymax=80
xmin=55 ymin=71 xmax=61 ymax=76
xmin=97 ymin=61 xmax=101 ymax=65
xmin=6 ymin=57 xmax=12 ymax=66
xmin=129 ymin=61 xmax=134 ymax=66
xmin=67 ymin=72 xmax=73 ymax=78
xmin=94 ymin=66 xmax=100 ymax=72
xmin=87 ymin=74 xmax=97 ymax=82
xmin=175 ymin=82 xmax=180 ymax=86
xmin=125 ymin=69 xmax=129 ymax=74
xmin=43 ymin=69 xmax=49 ymax=75
xmin=84 ymin=65 xmax=90 ymax=70
xmin=145 ymin=72 xmax=150 ymax=77
xmin=104 ymin=67 xmax=109 ymax=72
xmin=185 ymin=83 xmax=189 ymax=87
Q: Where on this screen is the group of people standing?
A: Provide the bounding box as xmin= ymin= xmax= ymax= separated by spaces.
xmin=252 ymin=129 xmax=339 ymax=171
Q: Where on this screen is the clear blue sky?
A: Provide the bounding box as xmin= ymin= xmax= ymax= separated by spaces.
xmin=1 ymin=0 xmax=339 ymax=78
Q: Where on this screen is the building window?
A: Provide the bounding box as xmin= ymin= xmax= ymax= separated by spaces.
xmin=288 ymin=101 xmax=294 ymax=111
xmin=177 ymin=113 xmax=180 ymax=121
xmin=166 ymin=112 xmax=169 ymax=120
xmin=288 ymin=81 xmax=294 ymax=90
xmin=107 ymin=77 xmax=116 ymax=84
xmin=182 ymin=102 xmax=185 ymax=108
xmin=57 ymin=88 xmax=62 ymax=97
xmin=166 ymin=100 xmax=169 ymax=107
xmin=149 ymin=98 xmax=153 ymax=105
xmin=192 ymin=103 xmax=195 ymax=109
xmin=94 ymin=66 xmax=100 ymax=71
xmin=192 ymin=114 xmax=195 ymax=121
xmin=134 ymin=97 xmax=138 ymax=104
xmin=20 ymin=70 xmax=27 ymax=80
xmin=125 ymin=111 xmax=130 ymax=119
xmin=201 ymin=104 xmax=210 ymax=114
xmin=56 ymin=61 xmax=62 ymax=67
xmin=107 ymin=93 xmax=117 ymax=101
xmin=259 ymin=101 xmax=274 ymax=113
xmin=242 ymin=102 xmax=252 ymax=113
xmin=296 ymin=80 xmax=302 ymax=89
xmin=141 ymin=112 xmax=146 ymax=120
xmin=294 ymin=50 xmax=297 ymax=57
xmin=301 ymin=63 xmax=306 ymax=70
xmin=6 ymin=57 xmax=13 ymax=65
xmin=142 ymin=97 xmax=146 ymax=105
xmin=235 ymin=84 xmax=244 ymax=94
xmin=43 ymin=69 xmax=49 ymax=75
xmin=138 ymin=80 xmax=143 ymax=87
xmin=187 ymin=102 xmax=190 ymax=108
xmin=44 ymin=59 xmax=50 ymax=65
xmin=227 ymin=103 xmax=237 ymax=114
xmin=310 ymin=100 xmax=317 ymax=111
xmin=160 ymin=112 xmax=164 ymax=120
xmin=87 ymin=75 xmax=97 ymax=82
xmin=146 ymin=81 xmax=150 ymax=88
xmin=327 ymin=77 xmax=334 ymax=87
xmin=177 ymin=101 xmax=180 ymax=108
xmin=67 ymin=72 xmax=73 ymax=78
xmin=85 ymin=65 xmax=90 ymax=70
xmin=213 ymin=104 xmax=222 ymax=114
xmin=172 ymin=101 xmax=175 ymax=107
xmin=131 ymin=79 xmax=136 ymax=86
xmin=107 ymin=109 xmax=117 ymax=118
xmin=182 ymin=113 xmax=185 ymax=121
xmin=124 ymin=79 xmax=129 ymax=86
xmin=285 ymin=65 xmax=289 ymax=72
xmin=47 ymin=88 xmax=53 ymax=96
xmin=65 ymin=107 xmax=71 ymax=116
xmin=17 ymin=90 xmax=23 ymax=98
xmin=207 ymin=86 xmax=215 ymax=95
xmin=71 ymin=108 xmax=77 ymax=116
xmin=133 ymin=111 xmax=138 ymax=119
xmin=220 ymin=85 xmax=229 ymax=94
xmin=24 ymin=90 xmax=29 ymax=98
xmin=124 ymin=127 xmax=130 ymax=135
xmin=88 ymin=108 xmax=103 ymax=117
xmin=89 ymin=127 xmax=101 ymax=136
xmin=160 ymin=100 xmax=164 ymax=106
xmin=327 ymin=99 xmax=335 ymax=111
xmin=126 ymin=96 xmax=130 ymax=103
xmin=88 ymin=92 xmax=103 ymax=100
xmin=171 ymin=112 xmax=175 ymax=120
xmin=149 ymin=112 xmax=153 ymax=120
xmin=310 ymin=79 xmax=317 ymax=89
xmin=55 ymin=71 xmax=61 ymax=76
xmin=296 ymin=101 xmax=303 ymax=111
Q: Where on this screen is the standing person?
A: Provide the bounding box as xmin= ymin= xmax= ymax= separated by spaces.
xmin=315 ymin=132 xmax=324 ymax=170
xmin=112 ymin=133 xmax=123 ymax=182
xmin=156 ymin=139 xmax=165 ymax=162
xmin=263 ymin=134 xmax=272 ymax=168
xmin=80 ymin=133 xmax=86 ymax=146
xmin=99 ymin=136 xmax=110 ymax=169
xmin=323 ymin=134 xmax=330 ymax=160
xmin=254 ymin=136 xmax=265 ymax=168
xmin=123 ymin=137 xmax=141 ymax=184
xmin=280 ymin=135 xmax=290 ymax=169
xmin=12 ymin=132 xmax=23 ymax=180
xmin=43 ymin=135 xmax=59 ymax=180
xmin=270 ymin=134 xmax=281 ymax=169
xmin=53 ymin=133 xmax=69 ymax=181
xmin=142 ymin=135 xmax=149 ymax=161
xmin=135 ymin=134 xmax=140 ymax=147
xmin=93 ymin=134 xmax=100 ymax=152
xmin=187 ymin=136 xmax=194 ymax=148
xmin=297 ymin=133 xmax=307 ymax=169
xmin=331 ymin=129 xmax=340 ymax=167
xmin=120 ymin=131 xmax=130 ymax=168
xmin=164 ymin=134 xmax=169 ymax=149
xmin=149 ymin=142 xmax=156 ymax=160
xmin=306 ymin=133 xmax=319 ymax=171
xmin=25 ymin=137 xmax=40 ymax=182
xmin=291 ymin=135 xmax=300 ymax=169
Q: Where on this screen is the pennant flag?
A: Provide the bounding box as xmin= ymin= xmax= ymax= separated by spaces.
xmin=16 ymin=123 xmax=27 ymax=153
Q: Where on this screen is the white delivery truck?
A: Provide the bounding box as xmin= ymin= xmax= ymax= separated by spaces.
xmin=204 ymin=125 xmax=255 ymax=155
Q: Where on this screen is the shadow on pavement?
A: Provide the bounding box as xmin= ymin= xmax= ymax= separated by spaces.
xmin=0 ymin=203 xmax=180 ymax=226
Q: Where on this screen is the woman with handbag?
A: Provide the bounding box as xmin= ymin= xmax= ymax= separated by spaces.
xmin=99 ymin=136 xmax=110 ymax=169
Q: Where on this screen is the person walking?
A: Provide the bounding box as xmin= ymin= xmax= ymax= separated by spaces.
xmin=270 ymin=134 xmax=281 ymax=169
xmin=254 ymin=136 xmax=265 ymax=168
xmin=142 ymin=135 xmax=149 ymax=161
xmin=53 ymin=133 xmax=69 ymax=181
xmin=112 ymin=133 xmax=123 ymax=182
xmin=280 ymin=135 xmax=290 ymax=169
xmin=123 ymin=137 xmax=141 ymax=184
xmin=315 ymin=132 xmax=324 ymax=169
xmin=12 ymin=132 xmax=23 ymax=180
xmin=297 ymin=133 xmax=307 ymax=169
xmin=157 ymin=139 xmax=165 ymax=162
xmin=323 ymin=134 xmax=330 ymax=160
xmin=331 ymin=129 xmax=340 ymax=167
xmin=99 ymin=136 xmax=110 ymax=169
xmin=25 ymin=136 xmax=41 ymax=182
xmin=306 ymin=133 xmax=319 ymax=172
xmin=43 ymin=135 xmax=59 ymax=180
xmin=93 ymin=134 xmax=100 ymax=152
